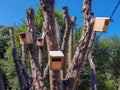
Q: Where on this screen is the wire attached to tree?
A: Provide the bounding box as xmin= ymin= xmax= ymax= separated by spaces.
xmin=110 ymin=0 xmax=120 ymax=18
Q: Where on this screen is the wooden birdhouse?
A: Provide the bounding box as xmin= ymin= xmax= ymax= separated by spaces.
xmin=25 ymin=31 xmax=33 ymax=44
xmin=37 ymin=37 xmax=43 ymax=47
xmin=19 ymin=32 xmax=26 ymax=45
xmin=18 ymin=31 xmax=33 ymax=45
xmin=49 ymin=51 xmax=64 ymax=71
xmin=93 ymin=17 xmax=112 ymax=32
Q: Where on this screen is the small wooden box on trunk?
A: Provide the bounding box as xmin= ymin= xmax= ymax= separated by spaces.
xmin=37 ymin=37 xmax=43 ymax=47
xmin=18 ymin=31 xmax=33 ymax=45
xmin=19 ymin=32 xmax=26 ymax=45
xmin=49 ymin=51 xmax=64 ymax=71
xmin=93 ymin=17 xmax=112 ymax=32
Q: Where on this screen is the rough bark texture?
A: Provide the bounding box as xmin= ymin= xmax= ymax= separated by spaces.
xmin=9 ymin=28 xmax=24 ymax=90
xmin=55 ymin=18 xmax=61 ymax=50
xmin=88 ymin=52 xmax=97 ymax=90
xmin=62 ymin=7 xmax=72 ymax=56
xmin=61 ymin=7 xmax=76 ymax=78
xmin=64 ymin=0 xmax=95 ymax=90
xmin=68 ymin=16 xmax=76 ymax=68
xmin=38 ymin=47 xmax=46 ymax=89
xmin=40 ymin=0 xmax=62 ymax=90
xmin=26 ymin=8 xmax=37 ymax=81
xmin=0 ymin=70 xmax=5 ymax=90
xmin=26 ymin=8 xmax=45 ymax=90
xmin=118 ymin=85 xmax=120 ymax=90
xmin=21 ymin=45 xmax=32 ymax=90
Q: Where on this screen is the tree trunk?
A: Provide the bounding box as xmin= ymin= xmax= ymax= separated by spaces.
xmin=0 ymin=70 xmax=5 ymax=90
xmin=21 ymin=45 xmax=32 ymax=89
xmin=26 ymin=8 xmax=37 ymax=82
xmin=64 ymin=0 xmax=95 ymax=89
xmin=9 ymin=27 xmax=24 ymax=90
xmin=26 ymin=8 xmax=44 ymax=90
xmin=62 ymin=7 xmax=76 ymax=79
xmin=68 ymin=16 xmax=76 ymax=68
xmin=88 ymin=52 xmax=97 ymax=90
xmin=55 ymin=18 xmax=61 ymax=50
xmin=38 ymin=47 xmax=46 ymax=89
xmin=40 ymin=0 xmax=62 ymax=90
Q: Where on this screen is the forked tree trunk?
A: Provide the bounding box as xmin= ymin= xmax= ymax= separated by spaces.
xmin=40 ymin=0 xmax=62 ymax=90
xmin=64 ymin=0 xmax=95 ymax=89
xmin=9 ymin=28 xmax=24 ymax=90
xmin=26 ymin=8 xmax=45 ymax=90
xmin=62 ymin=7 xmax=76 ymax=78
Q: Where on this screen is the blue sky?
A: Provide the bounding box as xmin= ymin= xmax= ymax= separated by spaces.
xmin=0 ymin=0 xmax=120 ymax=37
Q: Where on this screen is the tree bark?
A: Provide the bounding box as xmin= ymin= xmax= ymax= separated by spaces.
xmin=26 ymin=8 xmax=37 ymax=82
xmin=64 ymin=0 xmax=95 ymax=89
xmin=38 ymin=47 xmax=46 ymax=89
xmin=21 ymin=45 xmax=32 ymax=89
xmin=40 ymin=0 xmax=62 ymax=90
xmin=55 ymin=18 xmax=61 ymax=50
xmin=68 ymin=16 xmax=76 ymax=68
xmin=88 ymin=52 xmax=97 ymax=90
xmin=61 ymin=7 xmax=76 ymax=79
xmin=26 ymin=8 xmax=44 ymax=90
xmin=0 ymin=70 xmax=5 ymax=90
xmin=9 ymin=27 xmax=24 ymax=90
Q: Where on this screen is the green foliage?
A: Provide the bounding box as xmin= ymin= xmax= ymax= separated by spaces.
xmin=73 ymin=28 xmax=120 ymax=90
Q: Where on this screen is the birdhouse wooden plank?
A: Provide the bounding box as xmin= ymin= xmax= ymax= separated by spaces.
xmin=49 ymin=51 xmax=64 ymax=71
xmin=37 ymin=37 xmax=43 ymax=47
xmin=25 ymin=31 xmax=33 ymax=44
xmin=18 ymin=31 xmax=33 ymax=45
xmin=93 ymin=17 xmax=112 ymax=32
xmin=19 ymin=32 xmax=26 ymax=45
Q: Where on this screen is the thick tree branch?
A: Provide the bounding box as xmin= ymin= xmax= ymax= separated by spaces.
xmin=62 ymin=7 xmax=71 ymax=57
xmin=26 ymin=8 xmax=46 ymax=90
xmin=88 ymin=52 xmax=97 ymax=90
xmin=40 ymin=0 xmax=62 ymax=90
xmin=64 ymin=0 xmax=95 ymax=89
xmin=9 ymin=28 xmax=25 ymax=90
xmin=62 ymin=7 xmax=76 ymax=79
xmin=68 ymin=16 xmax=76 ymax=68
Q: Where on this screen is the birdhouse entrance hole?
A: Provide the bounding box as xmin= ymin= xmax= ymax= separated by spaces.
xmin=20 ymin=33 xmax=26 ymax=38
xmin=37 ymin=37 xmax=43 ymax=47
xmin=52 ymin=58 xmax=61 ymax=62
xmin=18 ymin=31 xmax=33 ymax=45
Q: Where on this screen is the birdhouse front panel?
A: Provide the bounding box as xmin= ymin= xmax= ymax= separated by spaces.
xmin=50 ymin=57 xmax=64 ymax=70
xmin=19 ymin=32 xmax=26 ymax=45
xmin=37 ymin=37 xmax=43 ymax=47
xmin=25 ymin=32 xmax=33 ymax=44
xmin=49 ymin=51 xmax=64 ymax=71
xmin=93 ymin=17 xmax=111 ymax=32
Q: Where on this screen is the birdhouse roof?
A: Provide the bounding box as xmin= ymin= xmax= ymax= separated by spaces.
xmin=95 ymin=17 xmax=113 ymax=21
xmin=18 ymin=32 xmax=25 ymax=35
xmin=49 ymin=51 xmax=64 ymax=57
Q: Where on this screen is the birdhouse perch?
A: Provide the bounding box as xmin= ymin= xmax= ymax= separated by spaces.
xmin=93 ymin=17 xmax=112 ymax=32
xmin=49 ymin=51 xmax=64 ymax=71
